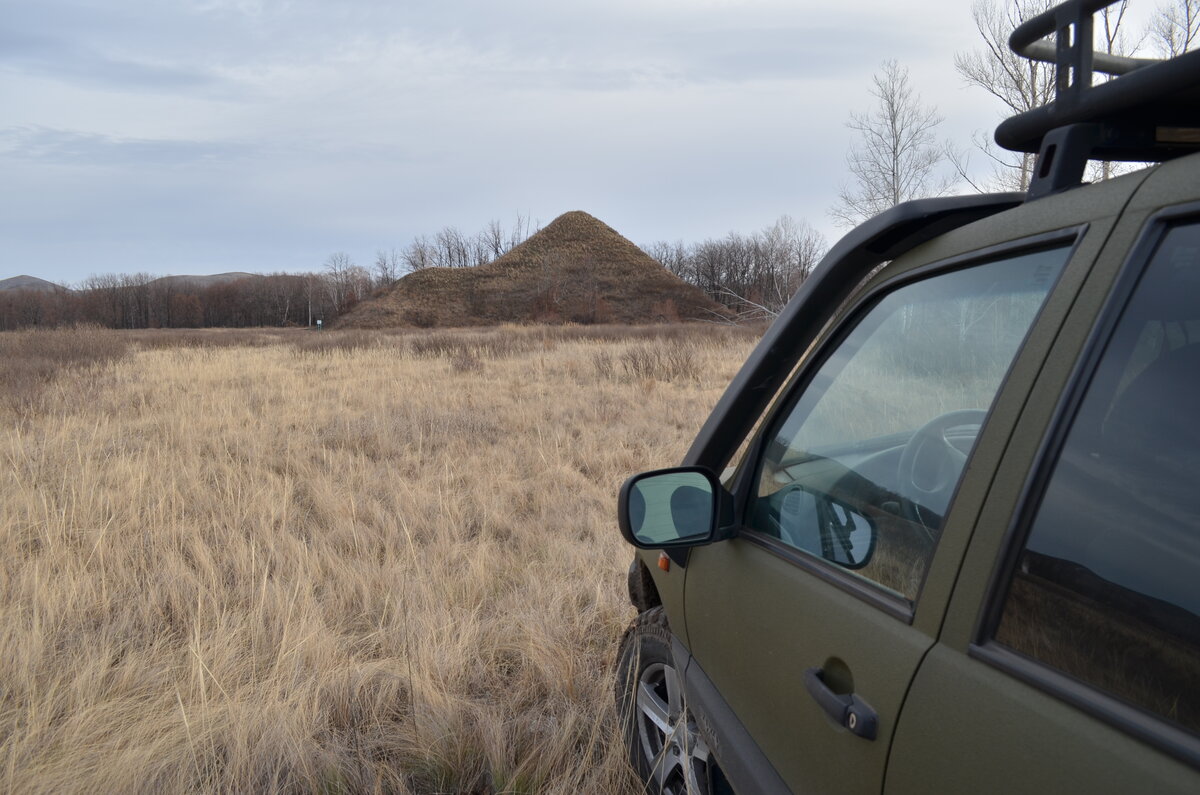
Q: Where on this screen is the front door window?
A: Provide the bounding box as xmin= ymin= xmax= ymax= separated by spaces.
xmin=747 ymin=245 xmax=1070 ymax=600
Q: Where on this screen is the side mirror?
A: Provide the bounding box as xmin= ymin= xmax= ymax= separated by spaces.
xmin=820 ymin=499 xmax=876 ymax=569
xmin=618 ymin=467 xmax=720 ymax=549
xmin=776 ymin=485 xmax=877 ymax=569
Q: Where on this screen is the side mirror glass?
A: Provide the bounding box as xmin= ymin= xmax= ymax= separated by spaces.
xmin=776 ymin=485 xmax=876 ymax=568
xmin=618 ymin=468 xmax=719 ymax=548
xmin=823 ymin=500 xmax=875 ymax=569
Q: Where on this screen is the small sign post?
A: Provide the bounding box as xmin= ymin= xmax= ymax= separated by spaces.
xmin=316 ymin=319 xmax=323 ymax=331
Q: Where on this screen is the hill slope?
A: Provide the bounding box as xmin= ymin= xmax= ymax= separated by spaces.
xmin=151 ymin=272 xmax=259 ymax=289
xmin=340 ymin=211 xmax=724 ymax=328
xmin=0 ymin=275 xmax=65 ymax=292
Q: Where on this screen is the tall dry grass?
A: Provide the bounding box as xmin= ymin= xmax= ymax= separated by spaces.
xmin=0 ymin=326 xmax=130 ymax=418
xmin=0 ymin=324 xmax=754 ymax=793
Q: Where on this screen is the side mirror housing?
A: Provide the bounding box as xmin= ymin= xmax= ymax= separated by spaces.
xmin=618 ymin=467 xmax=722 ymax=549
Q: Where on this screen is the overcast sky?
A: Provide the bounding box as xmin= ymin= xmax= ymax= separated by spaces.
xmin=0 ymin=0 xmax=1159 ymax=286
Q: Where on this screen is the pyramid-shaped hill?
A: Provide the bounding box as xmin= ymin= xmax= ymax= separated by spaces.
xmin=338 ymin=211 xmax=727 ymax=328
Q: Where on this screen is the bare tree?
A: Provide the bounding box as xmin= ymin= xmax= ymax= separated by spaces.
xmin=342 ymin=265 xmax=373 ymax=307
xmin=644 ymin=240 xmax=692 ymax=282
xmin=508 ymin=213 xmax=535 ymax=252
xmin=953 ymin=0 xmax=1057 ymax=192
xmin=403 ymin=235 xmax=434 ymax=272
xmin=644 ymin=216 xmax=826 ymax=318
xmin=482 ymin=220 xmax=507 ymax=260
xmin=323 ymin=252 xmax=354 ymax=312
xmin=373 ymin=249 xmax=403 ymax=288
xmin=433 ymin=226 xmax=472 ymax=268
xmin=396 ymin=214 xmax=536 ymax=276
xmin=468 ymin=234 xmax=491 ymax=268
xmin=1152 ymin=0 xmax=1200 ymax=55
xmin=831 ymin=60 xmax=947 ymax=228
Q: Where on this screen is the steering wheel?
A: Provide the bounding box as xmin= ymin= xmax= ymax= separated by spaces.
xmin=897 ymin=409 xmax=987 ymax=530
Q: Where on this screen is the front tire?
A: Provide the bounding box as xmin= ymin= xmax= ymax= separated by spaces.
xmin=615 ymin=607 xmax=713 ymax=795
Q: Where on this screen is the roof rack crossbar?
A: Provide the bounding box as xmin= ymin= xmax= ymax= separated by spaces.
xmin=1019 ymin=40 xmax=1158 ymax=78
xmin=997 ymin=0 xmax=1200 ymax=198
xmin=1011 ymin=0 xmax=1161 ymax=89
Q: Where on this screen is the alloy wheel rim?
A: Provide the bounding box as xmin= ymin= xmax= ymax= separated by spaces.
xmin=635 ymin=662 xmax=710 ymax=795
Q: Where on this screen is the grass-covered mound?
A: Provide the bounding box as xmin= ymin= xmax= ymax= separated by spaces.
xmin=339 ymin=211 xmax=725 ymax=328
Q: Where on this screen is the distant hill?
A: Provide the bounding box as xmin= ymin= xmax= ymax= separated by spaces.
xmin=339 ymin=211 xmax=725 ymax=328
xmin=0 ymin=273 xmax=260 ymax=293
xmin=151 ymin=272 xmax=259 ymax=289
xmin=0 ymin=275 xmax=65 ymax=292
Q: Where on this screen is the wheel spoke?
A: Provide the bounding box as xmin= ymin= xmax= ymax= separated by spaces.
xmin=648 ymin=743 xmax=680 ymax=788
xmin=684 ymin=729 xmax=710 ymax=763
xmin=663 ymin=664 xmax=684 ymax=721
xmin=680 ymin=724 xmax=710 ymax=794
xmin=637 ymin=679 xmax=673 ymax=734
xmin=684 ymin=760 xmax=705 ymax=794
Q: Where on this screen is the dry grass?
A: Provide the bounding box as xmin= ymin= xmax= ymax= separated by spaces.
xmin=0 ymin=324 xmax=755 ymax=793
xmin=0 ymin=326 xmax=130 ymax=417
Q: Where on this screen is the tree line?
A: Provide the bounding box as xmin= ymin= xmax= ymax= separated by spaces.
xmin=0 ymin=273 xmax=336 ymax=332
xmin=643 ymin=216 xmax=826 ymax=321
xmin=2 ymin=210 xmax=825 ymax=330
xmin=0 ymin=215 xmax=543 ymax=332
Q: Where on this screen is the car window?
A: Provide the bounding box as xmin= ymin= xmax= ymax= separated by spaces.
xmin=747 ymin=245 xmax=1070 ymax=601
xmin=995 ymin=220 xmax=1200 ymax=735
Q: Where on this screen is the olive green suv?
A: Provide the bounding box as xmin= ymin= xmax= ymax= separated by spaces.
xmin=613 ymin=2 xmax=1200 ymax=792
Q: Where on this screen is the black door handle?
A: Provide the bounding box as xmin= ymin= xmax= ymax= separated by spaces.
xmin=803 ymin=667 xmax=878 ymax=740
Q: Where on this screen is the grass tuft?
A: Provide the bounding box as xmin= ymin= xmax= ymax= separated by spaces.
xmin=0 ymin=325 xmax=130 ymax=416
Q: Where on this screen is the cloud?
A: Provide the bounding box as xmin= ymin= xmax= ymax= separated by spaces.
xmin=0 ymin=127 xmax=258 ymax=169
xmin=0 ymin=30 xmax=225 ymax=94
xmin=1 ymin=0 xmax=1018 ymax=284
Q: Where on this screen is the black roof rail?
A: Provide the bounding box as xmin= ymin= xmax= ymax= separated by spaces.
xmin=994 ymin=0 xmax=1200 ymax=200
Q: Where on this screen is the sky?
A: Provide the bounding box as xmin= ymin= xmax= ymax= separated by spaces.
xmin=0 ymin=0 xmax=1161 ymax=286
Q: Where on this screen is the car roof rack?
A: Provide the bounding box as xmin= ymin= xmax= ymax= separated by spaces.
xmin=994 ymin=0 xmax=1200 ymax=200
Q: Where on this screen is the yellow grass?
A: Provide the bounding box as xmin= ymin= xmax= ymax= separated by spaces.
xmin=0 ymin=325 xmax=754 ymax=793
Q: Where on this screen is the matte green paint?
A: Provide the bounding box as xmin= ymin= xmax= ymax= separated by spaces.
xmin=899 ymin=155 xmax=1200 ymax=795
xmin=623 ymin=153 xmax=1200 ymax=792
xmin=886 ymin=645 xmax=1199 ymax=794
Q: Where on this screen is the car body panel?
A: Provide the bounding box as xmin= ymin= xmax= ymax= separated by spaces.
xmin=684 ymin=537 xmax=931 ymax=792
xmin=885 ymin=644 xmax=1199 ymax=795
xmin=618 ymin=33 xmax=1200 ymax=780
xmin=887 ymin=152 xmax=1200 ymax=794
xmin=662 ymin=166 xmax=1164 ymax=791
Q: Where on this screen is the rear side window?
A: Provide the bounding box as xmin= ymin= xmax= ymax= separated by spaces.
xmin=995 ymin=220 xmax=1200 ymax=735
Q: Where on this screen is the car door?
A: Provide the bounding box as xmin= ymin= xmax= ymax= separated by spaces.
xmin=677 ymin=174 xmax=1154 ymax=792
xmin=885 ymin=158 xmax=1200 ymax=794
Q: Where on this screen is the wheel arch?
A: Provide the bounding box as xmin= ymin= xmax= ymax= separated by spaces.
xmin=628 ymin=557 xmax=662 ymax=613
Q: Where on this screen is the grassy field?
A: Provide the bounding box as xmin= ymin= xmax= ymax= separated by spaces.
xmin=0 ymin=324 xmax=754 ymax=794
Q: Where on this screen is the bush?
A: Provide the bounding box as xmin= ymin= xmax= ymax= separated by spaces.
xmin=289 ymin=330 xmax=380 ymax=354
xmin=0 ymin=326 xmax=130 ymax=416
xmin=619 ymin=343 xmax=699 ymax=382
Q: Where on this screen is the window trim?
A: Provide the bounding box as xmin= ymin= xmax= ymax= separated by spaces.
xmin=728 ymin=227 xmax=1085 ymax=619
xmin=974 ymin=202 xmax=1200 ymax=769
xmin=740 ymin=531 xmax=915 ymax=622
